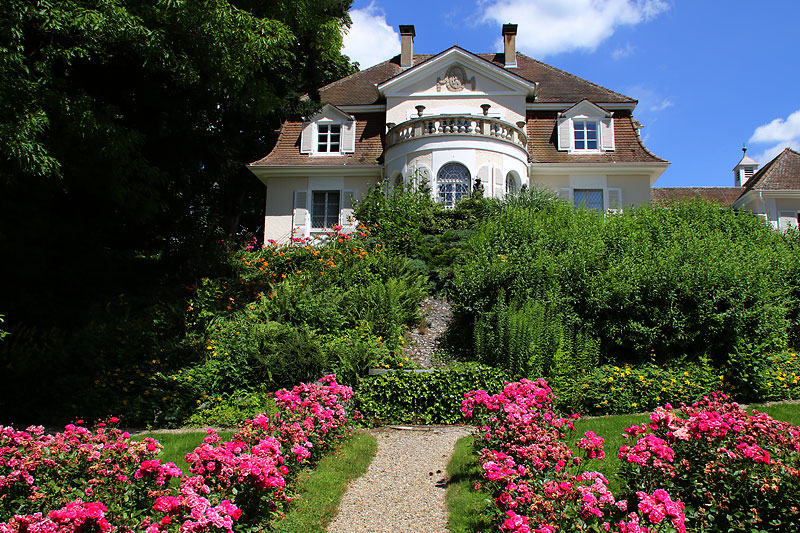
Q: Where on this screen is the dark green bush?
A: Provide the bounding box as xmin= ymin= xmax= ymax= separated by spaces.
xmin=197 ymin=319 xmax=329 ymax=394
xmin=352 ymin=364 xmax=512 ymax=425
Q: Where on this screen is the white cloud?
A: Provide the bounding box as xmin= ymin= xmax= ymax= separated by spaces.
xmin=649 ymin=98 xmax=673 ymax=112
xmin=342 ymin=2 xmax=400 ymax=69
xmin=481 ymin=0 xmax=669 ymax=57
xmin=749 ymin=110 xmax=800 ymax=144
xmin=753 ymin=141 xmax=800 ymax=167
xmin=625 ymin=85 xmax=673 ymax=115
xmin=611 ymin=43 xmax=635 ymax=60
xmin=749 ymin=109 xmax=800 ymax=165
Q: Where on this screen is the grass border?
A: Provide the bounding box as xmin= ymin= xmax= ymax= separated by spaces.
xmin=271 ymin=430 xmax=377 ymax=533
xmin=446 ymin=434 xmax=494 ymax=533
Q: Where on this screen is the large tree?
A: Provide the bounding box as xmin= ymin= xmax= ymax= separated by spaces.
xmin=0 ymin=0 xmax=355 ymax=321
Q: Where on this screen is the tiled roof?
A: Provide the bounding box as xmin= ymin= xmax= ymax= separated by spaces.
xmin=253 ymin=49 xmax=662 ymax=168
xmin=742 ymin=148 xmax=800 ymax=191
xmin=249 ymin=112 xmax=384 ymax=167
xmin=527 ymin=110 xmax=666 ymax=164
xmin=650 ymin=187 xmax=743 ymax=206
xmin=319 ymin=51 xmax=636 ymax=107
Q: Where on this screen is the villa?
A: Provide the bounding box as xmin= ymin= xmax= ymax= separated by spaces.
xmin=248 ymin=24 xmax=669 ymax=242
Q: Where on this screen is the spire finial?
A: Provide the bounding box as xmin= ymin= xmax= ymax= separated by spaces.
xmin=742 ymin=144 xmax=747 ymax=155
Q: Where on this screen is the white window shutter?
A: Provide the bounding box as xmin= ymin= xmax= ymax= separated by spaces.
xmin=342 ymin=121 xmax=356 ymax=153
xmin=557 ymin=188 xmax=572 ymax=203
xmin=292 ymin=190 xmax=309 ymax=239
xmin=340 ymin=190 xmax=356 ymax=232
xmin=779 ymin=211 xmax=797 ymax=231
xmin=600 ymin=118 xmax=615 ymax=151
xmin=607 ymin=188 xmax=622 ymax=213
xmin=493 ymin=167 xmax=503 ymax=198
xmin=300 ymin=122 xmax=313 ymax=154
xmin=557 ymin=118 xmax=571 ymax=151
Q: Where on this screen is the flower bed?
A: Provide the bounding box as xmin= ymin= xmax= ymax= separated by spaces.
xmin=0 ymin=375 xmax=353 ymax=532
xmin=618 ymin=394 xmax=800 ymax=531
xmin=462 ymin=378 xmax=687 ymax=532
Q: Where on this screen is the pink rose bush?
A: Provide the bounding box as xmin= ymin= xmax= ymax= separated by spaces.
xmin=0 ymin=375 xmax=353 ymax=532
xmin=463 ymin=378 xmax=686 ymax=533
xmin=618 ymin=393 xmax=800 ymax=531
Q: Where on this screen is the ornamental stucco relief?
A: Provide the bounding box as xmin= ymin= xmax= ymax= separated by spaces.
xmin=436 ymin=65 xmax=476 ymax=92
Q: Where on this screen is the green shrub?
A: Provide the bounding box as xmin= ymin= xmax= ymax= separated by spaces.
xmin=352 ymin=364 xmax=511 ymax=425
xmin=475 ymin=291 xmax=574 ymax=377
xmin=185 ymin=389 xmax=276 ymax=428
xmin=452 ymin=200 xmax=796 ymax=366
xmin=550 ymin=359 xmax=722 ymax=415
xmin=321 ymin=321 xmax=404 ymax=387
xmin=195 ymin=319 xmax=329 ymax=394
xmin=353 ymin=183 xmax=441 ymax=254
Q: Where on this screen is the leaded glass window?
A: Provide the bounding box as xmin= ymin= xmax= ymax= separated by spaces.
xmin=573 ymin=189 xmax=603 ymax=211
xmin=437 ymin=163 xmax=471 ymax=208
xmin=312 ymin=191 xmax=340 ymax=228
xmin=505 ymin=173 xmax=519 ymax=195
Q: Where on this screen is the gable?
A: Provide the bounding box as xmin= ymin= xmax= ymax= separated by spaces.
xmin=560 ymin=100 xmax=612 ymax=119
xmin=307 ymin=104 xmax=354 ymax=123
xmin=377 ymin=47 xmax=537 ymax=98
xmin=743 ymin=148 xmax=800 ymax=191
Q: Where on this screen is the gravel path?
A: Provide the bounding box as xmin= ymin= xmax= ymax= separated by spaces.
xmin=404 ymin=297 xmax=453 ymax=368
xmin=327 ymin=425 xmax=472 ymax=533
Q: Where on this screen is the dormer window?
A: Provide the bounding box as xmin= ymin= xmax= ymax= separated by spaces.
xmin=317 ymin=124 xmax=341 ymax=153
xmin=299 ymin=104 xmax=356 ymax=156
xmin=573 ymin=120 xmax=598 ymax=151
xmin=557 ymin=100 xmax=615 ymax=154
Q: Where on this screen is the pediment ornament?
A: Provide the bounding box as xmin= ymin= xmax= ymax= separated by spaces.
xmin=437 ymin=65 xmax=476 ymax=92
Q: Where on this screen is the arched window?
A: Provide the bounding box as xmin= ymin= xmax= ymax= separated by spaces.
xmin=505 ymin=172 xmax=520 ymax=195
xmin=437 ymin=163 xmax=471 ymax=208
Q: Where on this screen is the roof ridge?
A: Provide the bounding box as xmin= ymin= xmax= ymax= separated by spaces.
xmin=317 ymin=58 xmax=399 ymax=94
xmin=515 ymin=52 xmax=636 ymax=104
xmin=743 ymin=149 xmax=782 ymax=190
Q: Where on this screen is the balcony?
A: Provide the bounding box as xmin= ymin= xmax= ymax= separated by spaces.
xmin=385 ymin=114 xmax=528 ymax=151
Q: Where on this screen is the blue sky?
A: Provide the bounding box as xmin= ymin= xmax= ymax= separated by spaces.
xmin=342 ymin=0 xmax=799 ymax=187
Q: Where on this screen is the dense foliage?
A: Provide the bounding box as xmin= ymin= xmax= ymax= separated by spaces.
xmin=452 ymin=200 xmax=800 ymax=374
xmin=0 ymin=375 xmax=355 ymax=532
xmin=352 ymin=364 xmax=511 ymax=425
xmin=0 ymin=228 xmax=427 ymax=427
xmin=0 ymin=0 xmax=358 ymax=422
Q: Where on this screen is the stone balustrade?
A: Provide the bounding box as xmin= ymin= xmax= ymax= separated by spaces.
xmin=385 ymin=114 xmax=527 ymax=150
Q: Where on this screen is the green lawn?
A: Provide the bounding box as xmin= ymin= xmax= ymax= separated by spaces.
xmin=446 ymin=435 xmax=494 ymax=533
xmin=137 ymin=430 xmax=234 ymax=472
xmin=271 ymin=431 xmax=377 ymax=533
xmin=570 ymin=413 xmax=649 ymax=493
xmin=748 ymin=402 xmax=800 ymax=426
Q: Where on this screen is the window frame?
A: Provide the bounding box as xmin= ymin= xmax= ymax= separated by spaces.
xmin=310 ymin=190 xmax=341 ymax=230
xmin=436 ymin=162 xmax=471 ymax=208
xmin=572 ymin=119 xmax=600 ymax=153
xmin=315 ymin=122 xmax=342 ymax=155
xmin=572 ymin=188 xmax=604 ymax=211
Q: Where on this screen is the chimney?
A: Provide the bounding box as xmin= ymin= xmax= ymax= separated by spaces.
xmin=399 ymin=25 xmax=415 ymax=68
xmin=502 ymin=24 xmax=518 ymax=67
